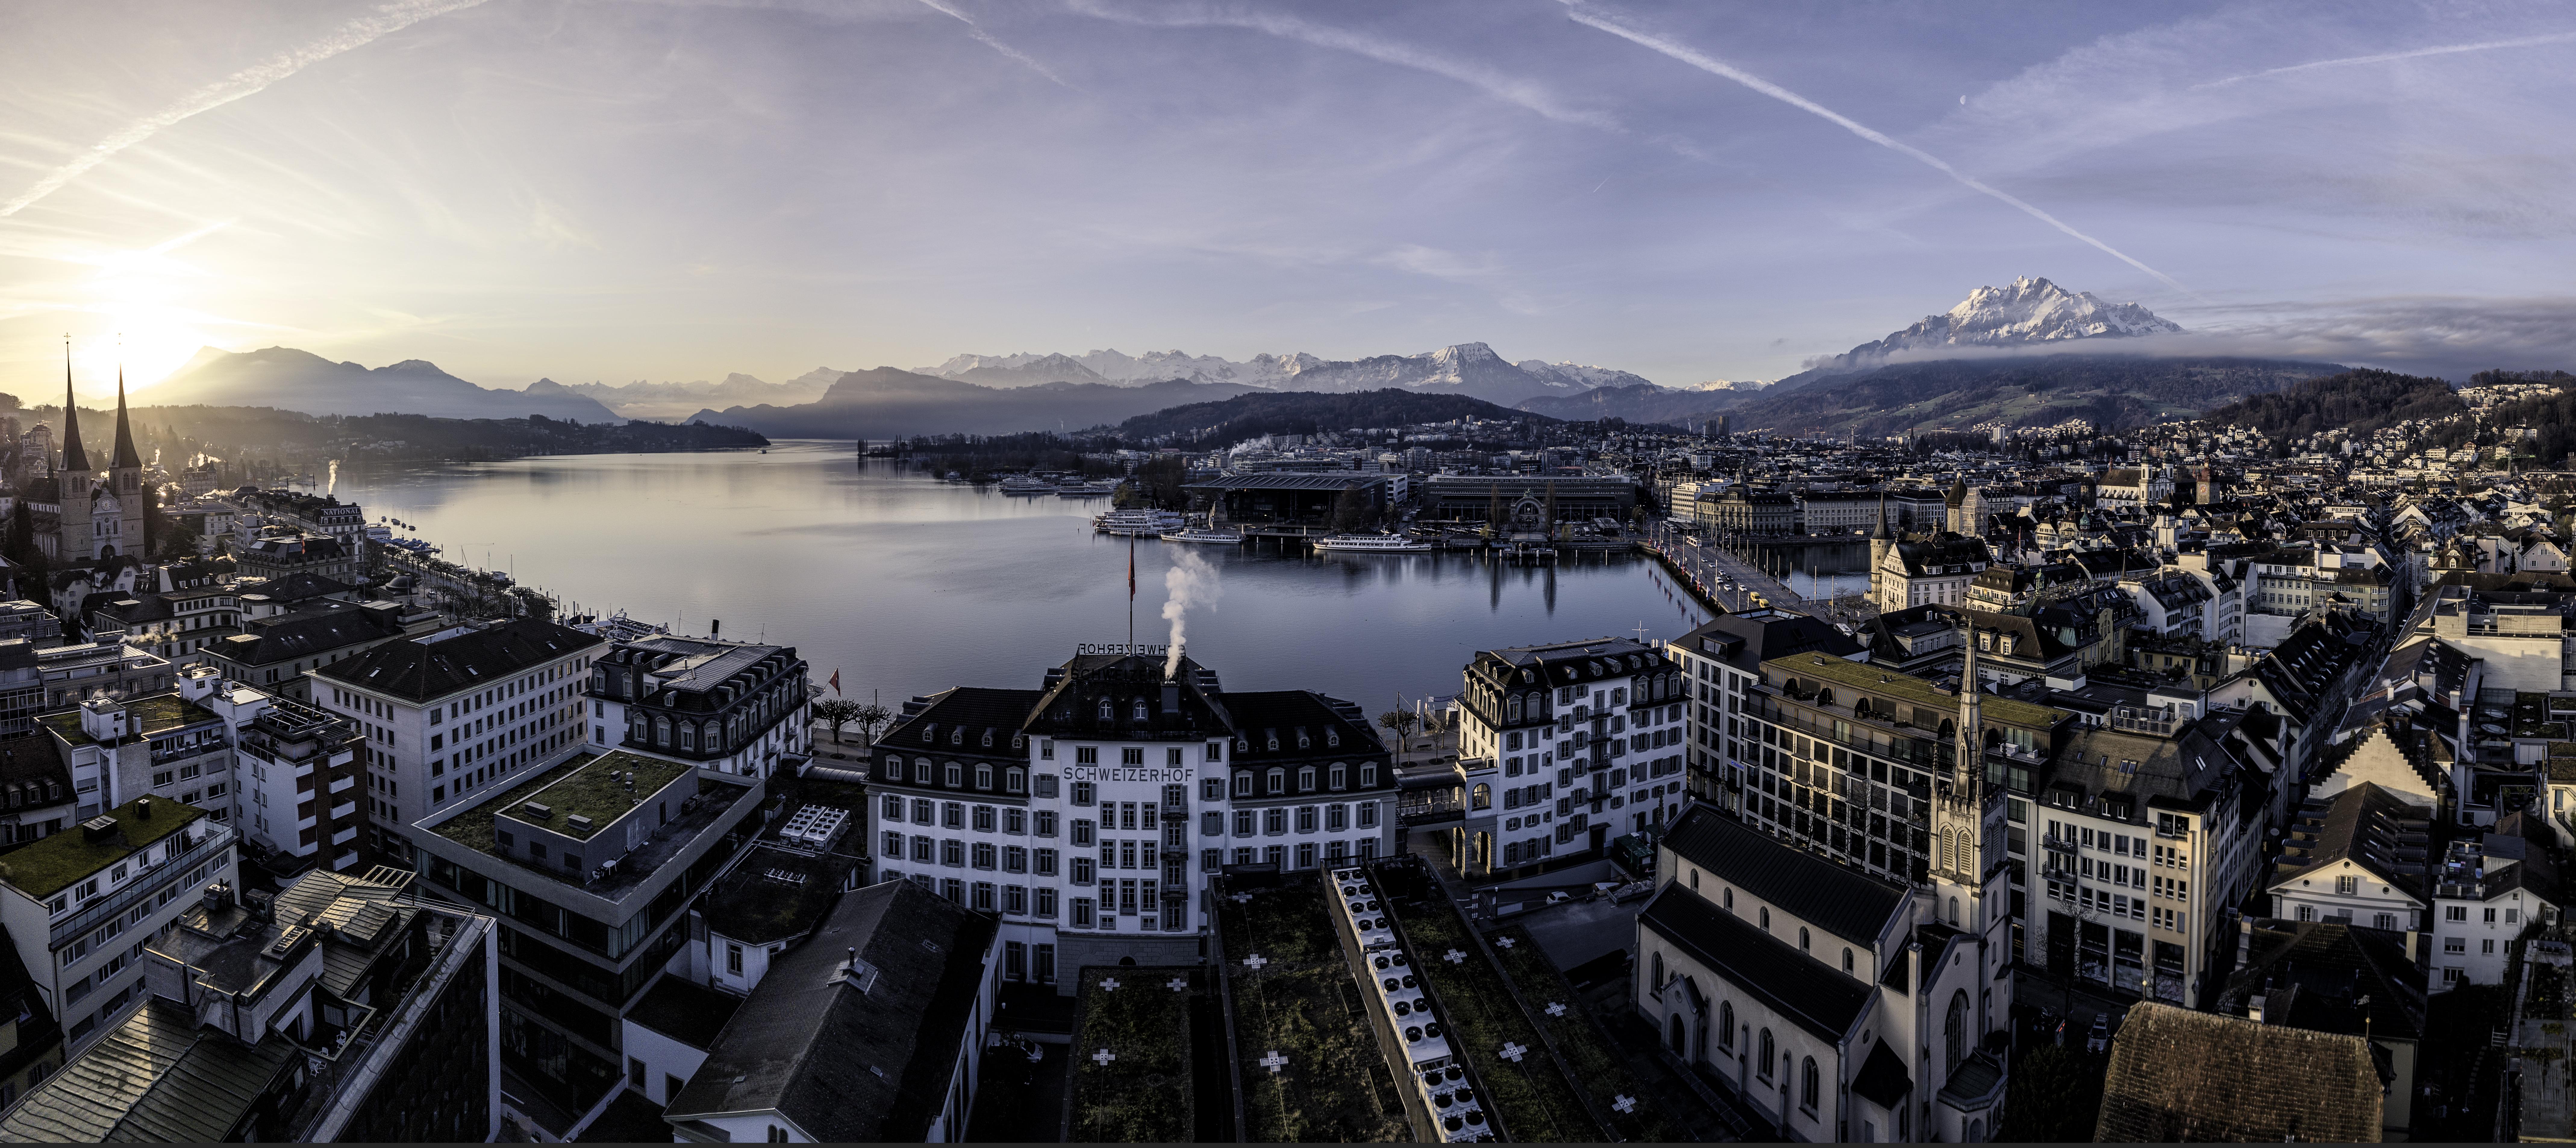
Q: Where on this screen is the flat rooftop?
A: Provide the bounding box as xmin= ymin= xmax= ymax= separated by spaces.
xmin=39 ymin=695 xmax=223 ymax=747
xmin=426 ymin=752 xmax=753 ymax=902
xmin=511 ymin=751 xmax=692 ymax=840
xmin=1764 ymin=652 xmax=2066 ymax=731
xmin=0 ymin=797 xmax=208 ymax=899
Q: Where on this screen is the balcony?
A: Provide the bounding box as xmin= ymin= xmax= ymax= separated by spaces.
xmin=49 ymin=822 xmax=235 ymax=950
xmin=2041 ymin=833 xmax=2078 ymax=855
xmin=330 ymin=801 xmax=356 ymax=821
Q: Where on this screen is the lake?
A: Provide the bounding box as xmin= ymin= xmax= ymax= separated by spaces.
xmin=333 ymin=440 xmax=1716 ymax=712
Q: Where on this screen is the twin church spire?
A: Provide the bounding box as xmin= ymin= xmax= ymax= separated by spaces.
xmin=54 ymin=335 xmax=142 ymax=475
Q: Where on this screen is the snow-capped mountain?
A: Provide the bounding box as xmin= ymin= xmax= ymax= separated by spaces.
xmin=1821 ymin=276 xmax=2181 ymax=370
xmin=916 ymin=342 xmax=1649 ymax=407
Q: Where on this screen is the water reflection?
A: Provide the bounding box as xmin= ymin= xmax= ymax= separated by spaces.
xmin=339 ymin=441 xmax=1689 ymax=708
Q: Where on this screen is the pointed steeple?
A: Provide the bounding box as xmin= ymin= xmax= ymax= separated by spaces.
xmin=1873 ymin=489 xmax=1891 ymax=539
xmin=110 ymin=361 xmax=142 ymax=471
xmin=59 ymin=335 xmax=88 ymax=472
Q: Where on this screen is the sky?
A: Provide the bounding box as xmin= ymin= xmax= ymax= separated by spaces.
xmin=5 ymin=0 xmax=2575 ymax=399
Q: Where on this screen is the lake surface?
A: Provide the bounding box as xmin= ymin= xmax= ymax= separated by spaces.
xmin=333 ymin=440 xmax=1715 ymax=712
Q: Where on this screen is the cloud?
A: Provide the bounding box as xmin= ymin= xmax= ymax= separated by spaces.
xmin=1560 ymin=2 xmax=2193 ymax=297
xmin=2192 ymin=30 xmax=2576 ymax=90
xmin=1063 ymin=0 xmax=1623 ymax=132
xmin=911 ymin=0 xmax=1076 ymax=88
xmin=0 ymin=0 xmax=496 ymax=219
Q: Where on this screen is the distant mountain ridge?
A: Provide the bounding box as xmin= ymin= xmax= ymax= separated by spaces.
xmin=1725 ymin=355 xmax=2341 ymax=438
xmin=686 ymin=368 xmax=1264 ymax=438
xmin=908 ymin=342 xmax=1655 ymax=407
xmin=556 ymin=370 xmax=842 ymax=420
xmin=145 ymin=347 xmax=623 ymax=422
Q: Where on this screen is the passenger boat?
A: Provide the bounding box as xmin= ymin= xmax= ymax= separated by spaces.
xmin=1160 ymin=527 xmax=1243 ymax=545
xmin=1094 ymin=509 xmax=1187 ymax=536
xmin=1314 ymin=533 xmax=1432 ymax=553
xmin=998 ymin=475 xmax=1057 ymax=495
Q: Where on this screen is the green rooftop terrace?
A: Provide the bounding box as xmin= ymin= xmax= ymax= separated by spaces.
xmin=507 ymin=752 xmax=693 ymax=840
xmin=430 ymin=752 xmax=598 ymax=854
xmin=1765 ymin=651 xmax=2068 ymax=731
xmin=39 ymin=695 xmax=224 ymax=748
xmin=0 ymin=797 xmax=209 ymax=899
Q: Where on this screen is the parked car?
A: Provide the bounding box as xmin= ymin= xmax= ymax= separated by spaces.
xmin=2085 ymin=1013 xmax=2111 ymax=1053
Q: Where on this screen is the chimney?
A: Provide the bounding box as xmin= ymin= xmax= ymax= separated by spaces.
xmin=711 ymin=618 xmax=721 ymax=637
xmin=1163 ymin=681 xmax=1180 ymax=714
xmin=202 ymin=880 xmax=232 ymax=915
xmin=136 ymin=795 xmax=153 ymax=820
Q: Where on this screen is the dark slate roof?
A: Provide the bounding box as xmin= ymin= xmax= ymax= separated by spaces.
xmin=2093 ymin=1002 xmax=2381 ymax=1143
xmin=2271 ymin=783 xmax=2431 ymax=899
xmin=0 ymin=730 xmax=71 ymax=799
xmin=666 ymin=879 xmax=999 ymax=1142
xmin=701 ymin=842 xmax=858 ymax=946
xmin=313 ymin=617 xmax=604 ymax=700
xmin=629 ymin=976 xmax=745 ymax=1050
xmin=1222 ymin=690 xmax=1389 ymax=765
xmin=0 ymin=999 xmax=297 ymax=1143
xmin=2218 ymin=920 xmax=2426 ymax=1044
xmin=1851 ymin=1038 xmax=1911 ymax=1107
xmin=1678 ymin=608 xmax=1863 ymax=673
xmin=1637 ymin=883 xmax=1872 ymax=1042
xmin=613 ymin=635 xmax=788 ymax=696
xmin=1660 ymin=804 xmax=1904 ymax=948
xmin=234 ymin=570 xmax=357 ymax=606
xmin=213 ymin=600 xmax=403 ymax=668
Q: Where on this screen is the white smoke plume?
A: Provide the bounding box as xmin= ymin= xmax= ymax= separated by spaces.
xmin=1561 ymin=2 xmax=2194 ymax=298
xmin=1163 ymin=549 xmax=1222 ymax=680
xmin=1 ymin=0 xmax=495 ymax=219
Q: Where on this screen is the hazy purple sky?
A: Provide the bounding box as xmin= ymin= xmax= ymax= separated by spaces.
xmin=6 ymin=0 xmax=2574 ymax=395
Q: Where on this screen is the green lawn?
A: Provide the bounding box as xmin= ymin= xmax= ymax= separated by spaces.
xmin=1487 ymin=924 xmax=1685 ymax=1142
xmin=1219 ymin=882 xmax=1410 ymax=1142
xmin=1388 ymin=891 xmax=1605 ymax=1143
xmin=1070 ymin=965 xmax=1197 ymax=1143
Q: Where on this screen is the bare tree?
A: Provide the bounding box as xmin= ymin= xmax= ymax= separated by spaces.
xmin=813 ymin=698 xmax=863 ymax=743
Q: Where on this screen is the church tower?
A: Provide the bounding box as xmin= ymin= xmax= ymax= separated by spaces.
xmin=1931 ymin=617 xmax=2016 ymax=1038
xmin=108 ymin=364 xmax=144 ymax=558
xmin=1869 ymin=490 xmax=1893 ymax=605
xmin=57 ymin=340 xmax=96 ymax=563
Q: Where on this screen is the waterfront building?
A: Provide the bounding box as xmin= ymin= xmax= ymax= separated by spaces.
xmin=1668 ymin=608 xmax=1863 ymax=816
xmin=1420 ymin=474 xmax=1636 ymax=524
xmin=1452 ymin=637 xmax=1690 ymax=878
xmin=1633 ymin=805 xmax=2008 ymax=1142
xmin=310 ymin=617 xmax=605 ymax=863
xmin=1797 ymin=489 xmax=1884 ymax=535
xmin=662 ymin=879 xmax=1001 ymax=1143
xmin=230 ymin=529 xmax=359 ymax=586
xmin=1690 ymin=486 xmax=1798 ymax=535
xmin=236 ymin=488 xmax=368 ymax=563
xmin=0 ymin=867 xmax=500 ymax=1143
xmin=409 ymin=746 xmax=763 ymax=1135
xmin=1871 ymin=534 xmax=1991 ymax=612
xmin=1185 ymin=473 xmax=1394 ymax=527
xmin=866 ymin=649 xmax=1395 ymax=987
xmin=0 ymin=797 xmax=239 ymax=1054
xmin=581 ymin=633 xmax=814 ymax=783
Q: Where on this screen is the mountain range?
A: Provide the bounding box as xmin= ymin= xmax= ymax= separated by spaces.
xmin=144 ymin=347 xmax=623 ymax=422
xmin=544 ymin=369 xmax=844 ymax=421
xmin=910 ymin=342 xmax=1654 ymax=408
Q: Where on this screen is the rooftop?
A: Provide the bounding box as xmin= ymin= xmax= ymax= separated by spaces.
xmin=1764 ymin=651 xmax=2065 ymax=730
xmin=39 ymin=693 xmax=223 ymax=747
xmin=509 ymin=751 xmax=692 ymax=840
xmin=426 ymin=752 xmax=753 ymax=902
xmin=0 ymin=796 xmax=208 ymax=899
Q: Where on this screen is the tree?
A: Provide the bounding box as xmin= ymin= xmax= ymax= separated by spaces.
xmin=853 ymin=702 xmax=895 ymax=744
xmin=1996 ymin=1043 xmax=2106 ymax=1143
xmin=813 ymin=698 xmax=863 ymax=743
xmin=1376 ymin=709 xmax=1419 ymax=742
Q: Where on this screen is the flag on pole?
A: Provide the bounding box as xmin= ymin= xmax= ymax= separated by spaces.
xmin=1127 ymin=538 xmax=1136 ymax=597
xmin=829 ymin=669 xmax=841 ymax=695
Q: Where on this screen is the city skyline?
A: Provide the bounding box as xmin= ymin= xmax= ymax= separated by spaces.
xmin=7 ymin=1 xmax=2576 ymax=395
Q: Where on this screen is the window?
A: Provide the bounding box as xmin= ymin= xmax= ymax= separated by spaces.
xmin=2447 ymin=905 xmax=2469 ymax=922
xmin=2336 ymin=874 xmax=2359 ymax=895
xmin=1800 ymin=1056 xmax=1819 ymax=1112
xmin=1757 ymin=1029 xmax=1774 ymax=1078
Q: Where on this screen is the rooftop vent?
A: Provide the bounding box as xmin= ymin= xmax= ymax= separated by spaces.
xmin=521 ymin=802 xmax=553 ymax=821
xmin=79 ymin=815 xmax=120 ymax=843
xmin=565 ymin=814 xmax=595 ymax=833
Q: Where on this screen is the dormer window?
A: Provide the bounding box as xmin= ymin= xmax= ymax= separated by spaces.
xmin=922 ymin=724 xmax=936 ymax=743
xmin=1296 ymin=730 xmax=1310 ymax=749
xmin=1098 ymin=699 xmax=1113 ymax=721
xmin=981 ymin=730 xmax=994 ymax=748
xmin=1326 ymin=730 xmax=1339 ymax=748
xmin=950 ymin=728 xmax=963 ymax=746
xmin=1133 ymin=700 xmax=1148 ymax=721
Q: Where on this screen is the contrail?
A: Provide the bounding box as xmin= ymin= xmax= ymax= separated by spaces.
xmin=1 ymin=0 xmax=494 ymax=219
xmin=2191 ymin=30 xmax=2576 ymax=89
xmin=1563 ymin=4 xmax=2191 ymax=296
xmin=915 ymin=0 xmax=1075 ymax=89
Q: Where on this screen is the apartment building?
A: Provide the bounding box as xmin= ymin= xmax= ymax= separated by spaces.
xmin=40 ymin=690 xmax=233 ymax=823
xmin=866 ymin=649 xmax=1397 ymax=987
xmin=202 ymin=599 xmax=410 ymax=701
xmin=188 ymin=670 xmax=367 ymax=875
xmin=0 ymin=867 xmax=499 ymax=1143
xmin=1668 ymin=608 xmax=1864 ymax=817
xmin=309 ymin=618 xmax=605 ymax=863
xmin=1451 ymin=637 xmax=1691 ymax=878
xmin=2428 ymin=817 xmax=2559 ymax=989
xmin=0 ymin=797 xmax=239 ymax=1054
xmin=581 ymin=633 xmax=813 ymax=782
xmin=0 ymin=730 xmax=76 ymax=847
